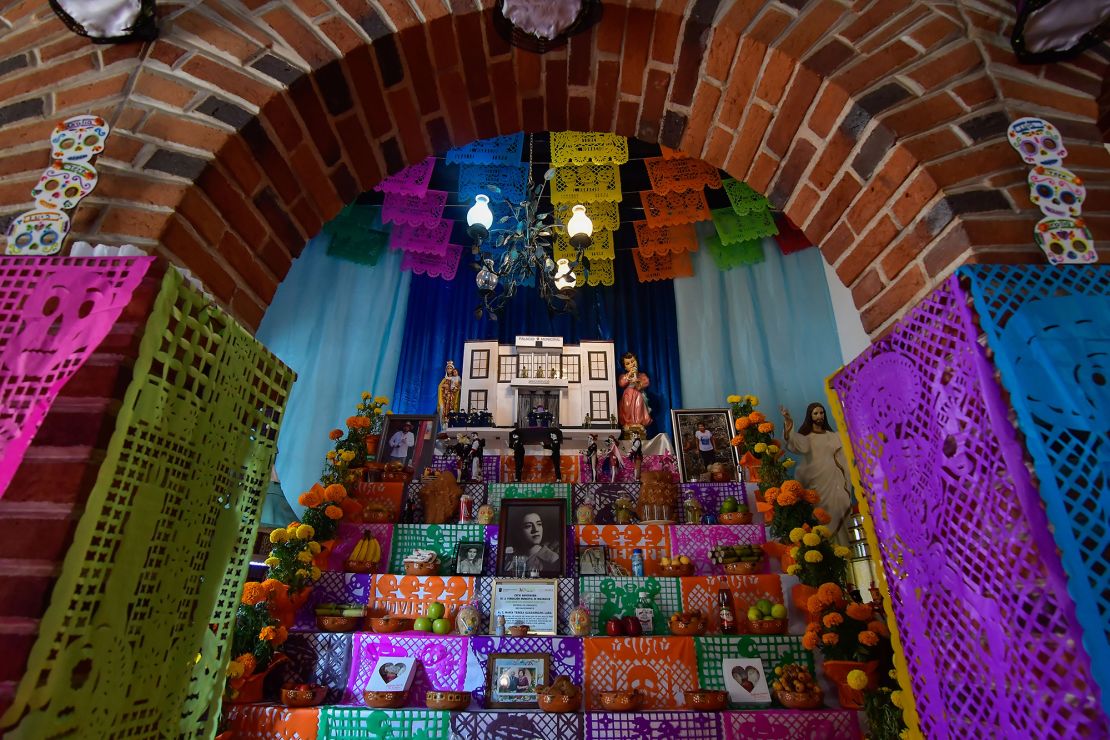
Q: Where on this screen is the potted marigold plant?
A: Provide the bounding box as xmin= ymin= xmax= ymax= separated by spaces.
xmin=226 ymin=581 xmax=290 ymax=703
xmin=727 ymin=394 xmax=795 ymax=491
xmin=297 ymin=482 xmax=361 ymax=567
xmin=786 ymin=524 xmax=850 ymax=618
xmin=801 ymin=583 xmax=890 ymax=709
xmin=760 ymin=479 xmax=829 ymax=544
xmin=859 ymin=669 xmax=908 ymax=740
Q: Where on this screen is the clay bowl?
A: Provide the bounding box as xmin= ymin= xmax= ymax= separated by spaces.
xmin=404 ymin=560 xmax=440 ymax=576
xmin=363 ymin=690 xmax=408 ymax=709
xmin=775 ymin=689 xmax=823 ymax=709
xmin=508 ymin=624 xmax=531 ymax=637
xmin=685 ymin=689 xmax=728 ymax=711
xmin=425 ymin=690 xmax=471 ymax=710
xmin=281 ymin=686 xmax=327 ymax=708
xmin=317 ymin=614 xmax=362 ymax=632
xmin=724 ymin=560 xmax=761 ymax=576
xmin=369 ymin=615 xmax=411 ymax=634
xmin=659 ymin=562 xmax=694 ymax=577
xmin=537 ymin=692 xmax=582 ymax=713
xmin=599 ymin=690 xmax=643 ymax=712
xmin=345 ymin=560 xmax=377 ymax=574
xmin=718 ymin=511 xmax=753 ymax=525
xmin=668 ymin=617 xmax=705 ymax=636
xmin=364 ymin=509 xmax=394 ymax=523
xmin=744 ymin=618 xmax=786 ymax=635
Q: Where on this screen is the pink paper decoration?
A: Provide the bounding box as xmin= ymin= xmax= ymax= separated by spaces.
xmin=0 ymin=256 xmax=155 ymax=499
xmin=374 ymin=157 xmax=435 ymax=197
xmin=380 ymin=189 xmax=448 ymax=228
xmin=401 ymin=242 xmax=464 ymax=281
xmin=388 ymin=219 xmax=453 ymax=257
xmin=346 ymin=633 xmax=470 ymax=705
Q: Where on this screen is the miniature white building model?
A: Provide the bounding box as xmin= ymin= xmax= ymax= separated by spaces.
xmin=459 ymin=336 xmax=616 ymax=428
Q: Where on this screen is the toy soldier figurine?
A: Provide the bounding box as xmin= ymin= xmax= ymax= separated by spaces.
xmin=629 ymin=432 xmax=644 ymax=481
xmin=467 ymin=435 xmax=485 ymax=482
xmin=546 ymin=427 xmax=564 ymax=481
xmin=585 ymin=434 xmax=599 ymax=482
xmin=509 ymin=428 xmax=526 ymax=482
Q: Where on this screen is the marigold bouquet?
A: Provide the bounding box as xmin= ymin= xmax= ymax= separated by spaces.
xmin=786 ymin=524 xmax=850 ymax=587
xmin=727 ymin=394 xmax=795 ymax=491
xmin=801 ymin=583 xmax=889 ymax=661
xmin=298 ymin=482 xmax=360 ymax=543
xmin=226 ymin=580 xmax=289 ymax=699
xmin=265 ymin=522 xmax=323 ymax=592
xmin=761 ymin=480 xmax=828 ymax=542
xmin=321 ymin=392 xmax=391 ymax=485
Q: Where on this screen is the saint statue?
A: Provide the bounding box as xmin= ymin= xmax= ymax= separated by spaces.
xmin=781 ymin=403 xmax=853 ymax=539
xmin=618 ymin=352 xmax=651 ymax=436
xmin=437 ymin=360 xmax=461 ymax=425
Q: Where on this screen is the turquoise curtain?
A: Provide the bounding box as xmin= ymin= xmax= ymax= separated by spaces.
xmin=256 ymin=234 xmax=411 ymax=511
xmin=674 ymin=223 xmax=845 ymax=423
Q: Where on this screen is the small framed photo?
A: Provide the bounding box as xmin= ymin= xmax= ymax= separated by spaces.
xmin=454 ymin=541 xmax=486 ymax=575
xmin=670 ymin=408 xmax=741 ymax=483
xmin=577 ymin=545 xmax=608 ymax=576
xmin=486 ymin=652 xmax=551 ymax=709
xmin=723 ymin=657 xmax=771 ymax=705
xmin=489 ymin=579 xmax=559 ymax=635
xmin=496 ymin=498 xmax=566 ymax=578
xmin=366 ymin=656 xmax=417 ymax=693
xmin=378 ymin=414 xmax=438 ymax=471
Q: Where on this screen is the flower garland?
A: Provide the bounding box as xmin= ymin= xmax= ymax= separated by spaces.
xmin=786 ymin=524 xmax=850 ymax=587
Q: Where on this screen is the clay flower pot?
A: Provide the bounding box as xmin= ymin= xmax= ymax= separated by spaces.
xmin=312 ymin=539 xmax=336 ymax=570
xmin=269 ymin=583 xmax=312 ymax=629
xmin=822 ymin=660 xmax=879 ymax=709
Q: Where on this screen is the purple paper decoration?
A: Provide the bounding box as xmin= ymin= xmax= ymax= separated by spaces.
xmin=585 ymin=712 xmax=720 ymax=740
xmin=451 ymin=710 xmax=580 ymax=740
xmin=380 ymin=189 xmax=448 ymax=228
xmin=345 ymin=633 xmax=470 ymax=706
xmin=400 ymin=242 xmax=463 ymax=281
xmin=720 ymin=709 xmax=860 ymax=739
xmin=275 ymin=632 xmax=352 ymax=704
xmin=668 ymin=525 xmax=766 ymax=575
xmin=831 ymin=274 xmax=1107 ymax=739
xmin=467 ymin=636 xmax=584 ymax=707
xmin=388 ymin=218 xmax=453 ymax=257
xmin=374 ymin=157 xmax=435 ymax=197
xmin=292 ymin=572 xmax=372 ymax=631
xmin=325 ymin=523 xmax=394 ymax=573
xmin=0 ymin=256 xmax=155 ymax=500
xmin=430 ymin=454 xmax=502 ymax=483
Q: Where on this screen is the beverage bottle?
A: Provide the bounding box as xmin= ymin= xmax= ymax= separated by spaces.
xmin=459 ymin=493 xmax=472 ymax=523
xmin=635 ymin=591 xmax=655 ymax=635
xmin=718 ymin=588 xmax=736 ymax=634
xmin=631 ymin=548 xmax=645 ymax=577
xmin=496 ymin=612 xmax=506 ymax=636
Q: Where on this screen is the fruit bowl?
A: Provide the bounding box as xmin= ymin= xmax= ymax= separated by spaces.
xmin=364 ymin=509 xmax=395 ymax=523
xmin=425 ymin=690 xmax=471 ymax=710
xmin=317 ymin=614 xmax=362 ymax=632
xmin=718 ymin=511 xmax=753 ymax=525
xmin=668 ymin=616 xmax=705 ymax=636
xmin=775 ymin=689 xmax=823 ymax=709
xmin=599 ymin=689 xmax=643 ymax=712
xmin=744 ymin=617 xmax=786 ymax=635
xmin=281 ymin=685 xmax=327 ymax=707
xmin=345 ymin=560 xmax=377 ymax=574
xmin=404 ymin=560 xmax=439 ymax=576
xmin=723 ymin=560 xmax=761 ymax=575
xmin=369 ymin=615 xmax=411 ymax=633
xmin=508 ymin=624 xmax=530 ymax=637
xmin=685 ymin=689 xmax=728 ymax=711
xmin=537 ymin=692 xmax=582 ymax=713
xmin=363 ymin=690 xmax=407 ymax=708
xmin=659 ymin=562 xmax=694 ymax=577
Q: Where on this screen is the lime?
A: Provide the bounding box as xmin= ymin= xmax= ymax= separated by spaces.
xmin=770 ymin=604 xmax=787 ymax=619
xmin=721 ymin=497 xmax=739 ymax=513
xmin=427 ymin=602 xmax=446 ymax=620
xmin=747 ymin=607 xmax=762 ymax=622
xmin=755 ymin=599 xmax=772 ymax=616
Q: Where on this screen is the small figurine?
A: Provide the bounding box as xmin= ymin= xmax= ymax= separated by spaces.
xmin=613 ymin=496 xmax=634 ymax=524
xmin=509 ymin=428 xmax=526 ymax=483
xmin=519 ymin=366 xmax=529 ymax=378
xmin=683 ymin=491 xmax=704 ymax=525
xmin=602 ymin=434 xmax=625 ymax=483
xmin=453 ymin=433 xmax=471 ymax=480
xmin=618 ymin=352 xmax=652 ymax=437
xmin=585 ymin=433 xmax=599 ymax=482
xmin=466 ymin=435 xmax=485 ymax=482
xmin=546 ymin=427 xmax=563 ymax=482
xmin=476 ymin=504 xmax=496 ymax=525
xmin=549 ymin=366 xmax=557 ymax=379
xmin=629 ymin=432 xmax=644 ymax=481
xmin=437 ymin=360 xmax=461 ymax=426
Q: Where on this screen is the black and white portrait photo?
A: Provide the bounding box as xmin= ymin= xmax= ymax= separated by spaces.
xmin=496 ymin=498 xmax=566 ymax=578
xmin=454 ymin=541 xmax=486 ymax=575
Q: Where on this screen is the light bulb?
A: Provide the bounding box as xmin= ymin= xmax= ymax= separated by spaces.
xmin=467 ymin=194 xmax=493 ymax=242
xmin=476 ymin=266 xmax=498 ymax=292
xmin=554 ymin=258 xmax=576 ymax=290
xmin=566 ymin=204 xmax=593 ymax=250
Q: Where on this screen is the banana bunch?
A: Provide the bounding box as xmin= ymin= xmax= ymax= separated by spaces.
xmin=348 ymin=532 xmax=381 ymax=565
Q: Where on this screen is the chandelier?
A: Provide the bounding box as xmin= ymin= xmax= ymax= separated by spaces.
xmin=465 ymin=138 xmax=594 ymax=319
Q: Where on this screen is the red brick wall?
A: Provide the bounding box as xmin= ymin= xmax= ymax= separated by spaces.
xmin=0 ymin=261 xmax=165 ymax=716
xmin=0 ymin=1 xmax=1107 ymax=334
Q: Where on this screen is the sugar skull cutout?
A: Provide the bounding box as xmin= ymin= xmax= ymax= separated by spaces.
xmin=5 ymin=209 xmax=70 ymax=256
xmin=1028 ymin=165 xmax=1085 ymax=218
xmin=31 ymin=160 xmax=98 ymax=211
xmin=1034 ymin=217 xmax=1095 ymax=265
xmin=50 ymin=115 xmax=110 ymax=162
xmin=1007 ymin=117 xmax=1067 ymax=166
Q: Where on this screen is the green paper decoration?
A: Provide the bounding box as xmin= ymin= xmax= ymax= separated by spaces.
xmin=695 ymin=635 xmax=814 ymax=699
xmin=485 ymin=482 xmax=571 ymax=513
xmin=579 ymin=576 xmax=683 ymax=635
xmin=388 ymin=524 xmax=488 ymax=574
xmin=0 ymin=268 xmax=295 ymax=738
xmin=325 ymin=204 xmax=390 ymax=266
xmin=723 ymin=179 xmax=768 ymax=216
xmin=706 ymin=232 xmax=767 ymax=270
xmin=320 ymin=707 xmax=451 ymax=740
xmin=711 ymin=207 xmax=778 ymax=246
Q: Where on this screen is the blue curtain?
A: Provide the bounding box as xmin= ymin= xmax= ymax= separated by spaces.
xmin=674 ymin=223 xmax=845 ymax=423
xmin=257 ymin=234 xmax=411 ymax=510
xmin=393 ymin=254 xmax=683 ymax=436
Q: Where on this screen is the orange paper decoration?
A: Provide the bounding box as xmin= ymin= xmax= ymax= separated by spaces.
xmin=633 ymin=221 xmax=699 ymax=257
xmin=498 ymin=454 xmax=580 ymax=483
xmin=583 ymin=636 xmax=699 ymax=709
xmin=632 ymin=249 xmax=695 ymax=283
xmin=575 ymin=524 xmax=671 ymax=575
xmin=644 ymin=157 xmax=722 ymax=193
xmin=223 ymin=703 xmax=320 ymax=740
xmin=367 ymin=574 xmax=475 ymax=620
xmin=640 ymin=190 xmax=712 ymax=227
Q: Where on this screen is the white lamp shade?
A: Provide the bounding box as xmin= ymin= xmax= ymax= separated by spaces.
xmin=566 ymin=204 xmax=593 ymax=238
xmin=553 ymin=258 xmax=576 ymax=290
xmin=467 ymin=194 xmax=494 ymax=230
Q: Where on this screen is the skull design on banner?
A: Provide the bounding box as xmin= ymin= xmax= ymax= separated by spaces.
xmin=31 ymin=160 xmax=99 ymax=211
xmin=1033 ymin=217 xmax=1096 ymax=265
xmin=50 ymin=115 xmax=110 ymax=162
xmin=1027 ymin=165 xmax=1084 ymax=218
xmin=5 ymin=209 xmax=70 ymax=256
xmin=1007 ymin=117 xmax=1067 ymax=166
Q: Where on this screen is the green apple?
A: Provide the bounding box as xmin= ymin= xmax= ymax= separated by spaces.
xmin=770 ymin=604 xmax=787 ymax=620
xmin=427 ymin=602 xmax=446 ymax=620
xmin=747 ymin=607 xmax=762 ymax=622
xmin=432 ymin=618 xmax=452 ymax=635
xmin=413 ymin=617 xmax=433 ymax=632
xmin=755 ymin=599 xmax=772 ymax=616
xmin=720 ymin=497 xmax=739 ymax=514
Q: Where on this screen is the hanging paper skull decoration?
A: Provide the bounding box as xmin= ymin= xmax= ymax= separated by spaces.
xmin=5 ymin=209 xmax=70 ymax=256
xmin=1034 ymin=217 xmax=1096 ymax=265
xmin=1007 ymin=117 xmax=1067 ymax=166
xmin=31 ymin=160 xmax=99 ymax=211
xmin=1028 ymin=165 xmax=1085 ymax=218
xmin=50 ymin=115 xmax=110 ymax=162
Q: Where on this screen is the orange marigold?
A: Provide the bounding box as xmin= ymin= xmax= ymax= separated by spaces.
xmin=730 ymin=434 xmax=744 ymax=447
xmin=823 ymin=612 xmax=844 ymax=628
xmin=814 ymin=508 xmax=831 ymax=524
xmin=325 ymin=505 xmax=343 ymax=520
xmin=763 ymin=487 xmax=780 ymax=503
xmin=803 ymin=489 xmax=819 ymax=504
xmin=748 ymin=411 xmax=765 ymax=423
xmin=806 ymin=595 xmax=823 ymax=614
xmin=274 ymin=626 xmax=289 ymax=645
xmin=736 ymin=417 xmax=751 ymax=431
xmin=241 ymin=582 xmax=267 ymax=606
xmin=818 ymin=583 xmax=843 ymax=603
xmin=777 ymin=490 xmax=798 ymax=506
xmin=859 ymin=630 xmax=879 ymax=646
xmin=259 ymin=626 xmax=278 ymax=642
xmin=298 ymin=490 xmax=323 ymax=508
xmin=868 ymin=620 xmax=890 ymax=638
xmin=346 ymin=416 xmax=360 ymax=428
xmin=329 ymin=429 xmax=343 ymax=440
xmin=757 ymin=422 xmax=774 ymax=433
xmin=846 ymin=603 xmax=873 ymax=621
xmin=235 ymin=653 xmax=257 ymax=676
xmin=261 ymin=578 xmax=282 ymax=594
xmin=801 ymin=632 xmax=818 ymax=650
xmin=822 ymin=632 xmax=840 ymax=646
xmin=781 ymin=480 xmax=803 ymax=495
xmin=323 ymin=483 xmax=347 ymax=502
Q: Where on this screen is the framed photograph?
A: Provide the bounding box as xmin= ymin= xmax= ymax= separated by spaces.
xmin=486 ymin=652 xmax=551 ymax=709
xmin=366 ymin=656 xmax=417 ymax=693
xmin=489 ymin=579 xmax=559 ymax=635
xmin=454 ymin=541 xmax=486 ymax=576
xmin=577 ymin=545 xmax=608 ymax=576
xmin=670 ymin=408 xmax=740 ymax=483
xmin=723 ymin=657 xmax=771 ymax=705
xmin=378 ymin=414 xmax=438 ymax=471
xmin=496 ymin=498 xmax=566 ymax=578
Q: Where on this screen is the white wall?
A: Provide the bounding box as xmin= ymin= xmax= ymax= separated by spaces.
xmin=823 ymin=258 xmax=870 ymax=364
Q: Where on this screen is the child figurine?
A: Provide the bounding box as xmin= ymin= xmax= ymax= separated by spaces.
xmin=602 ymin=434 xmax=625 ymax=483
xmin=585 ymin=433 xmax=599 ymax=482
xmin=629 ymin=432 xmax=643 ymax=481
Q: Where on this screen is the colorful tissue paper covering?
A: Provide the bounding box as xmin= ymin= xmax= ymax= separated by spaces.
xmin=582 ymin=636 xmax=697 ymax=709
xmin=632 ymin=248 xmax=695 ymax=282
xmin=550 ymin=132 xmax=629 ymax=167
xmin=711 ymin=207 xmax=778 ymax=246
xmin=388 ymin=219 xmax=452 ymax=257
xmin=380 ymin=190 xmax=448 ymax=229
xmin=556 ymin=201 xmax=620 ymax=232
xmin=554 ymin=230 xmax=614 ymax=262
xmin=374 ymin=157 xmax=435 ymax=197
xmin=640 ymin=190 xmax=711 ymax=227
xmin=223 ymin=704 xmax=320 ymax=740
xmin=773 ymin=213 xmax=812 ymax=255
xmin=723 ymin=179 xmax=769 ymax=216
xmin=706 ymin=232 xmax=766 ymax=270
xmin=346 ymin=633 xmax=470 ymax=705
xmin=644 ymin=157 xmax=722 ymax=193
xmin=551 ymin=164 xmax=622 ymax=204
xmin=457 ymin=163 xmax=530 ymax=204
xmin=400 ymin=242 xmax=463 ymax=281
xmin=445 ymin=133 xmax=524 ymax=166
xmin=633 ymin=221 xmax=698 ymax=257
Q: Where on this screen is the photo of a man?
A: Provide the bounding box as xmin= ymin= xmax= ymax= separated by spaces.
xmin=388 ymin=421 xmax=415 ymax=465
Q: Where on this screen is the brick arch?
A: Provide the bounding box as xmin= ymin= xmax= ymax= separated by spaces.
xmin=0 ymin=2 xmax=1107 ymax=334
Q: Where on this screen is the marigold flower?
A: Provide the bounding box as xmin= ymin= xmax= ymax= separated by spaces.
xmin=846 ymin=669 xmax=869 ymax=690
xmin=323 ymin=483 xmax=347 ymax=502
xmin=361 ymin=391 xmax=371 ymax=400
xmin=341 ymin=450 xmax=356 ymax=462
xmin=802 ymin=632 xmax=818 ymax=650
xmin=730 ymin=434 xmax=744 ymax=447
xmin=264 ymin=557 xmax=280 ymax=568
xmin=749 ymin=411 xmax=765 ymax=423
xmin=802 ymin=533 xmax=821 ymax=547
xmin=269 ymin=529 xmax=289 ymax=544
xmin=375 ymin=396 xmax=389 ymax=404
xmin=736 ymin=418 xmax=751 ymax=431
xmin=259 ymin=626 xmax=278 ymax=642
xmin=307 ymin=541 xmax=322 ymax=555
xmin=754 ymin=442 xmax=767 ymax=454
xmin=747 ymin=395 xmax=759 ymax=405
xmin=261 ymin=578 xmax=281 ymax=593
xmin=299 ymin=490 xmax=322 ymax=508
xmin=296 ymin=524 xmax=315 ymax=540
xmin=846 ymin=603 xmax=873 ymax=621
xmin=235 ymin=653 xmax=257 ymax=676
xmin=789 ymin=528 xmax=806 ymax=544
xmin=310 ymin=566 xmax=321 ymax=579
xmin=891 ymin=690 xmax=903 ymax=709
xmin=296 ymin=550 xmax=313 ymax=563
xmin=803 ymin=489 xmax=819 ymax=504
xmin=329 ymin=429 xmax=343 ymax=441
xmin=822 ymin=632 xmax=839 ymax=645
xmin=783 ymin=459 xmax=796 ymax=468
xmin=295 ymin=568 xmax=309 ymax=579
xmin=727 ymin=394 xmax=741 ymax=403
xmin=346 ymin=416 xmax=360 ymax=428
xmin=326 ymin=451 xmax=337 ymax=460
xmin=789 ymin=547 xmax=800 ymax=560
xmin=757 ymin=422 xmax=774 ymax=434
xmin=806 ymin=595 xmax=823 ymax=614
xmin=814 ymin=525 xmax=831 ymax=538
xmin=814 ymin=508 xmax=831 ymax=525
xmin=823 ymin=612 xmax=844 ymax=628
xmin=786 ymin=564 xmax=800 ymax=575
xmin=818 ymin=583 xmax=843 ymax=603
xmin=325 ymin=505 xmax=343 ymax=520
xmin=275 ymin=626 xmax=289 ymax=644
xmin=778 ymin=490 xmax=798 ymax=506
xmin=804 ymin=550 xmax=823 ymax=563
xmin=859 ymin=630 xmax=879 ymax=646
xmin=763 ymin=487 xmax=780 ymax=503
xmin=226 ymin=661 xmax=245 ymax=679
xmin=766 ymin=444 xmax=780 ymax=455
xmin=287 ymin=521 xmax=301 ymax=532
xmin=241 ymin=582 xmax=267 ymax=605
xmin=834 ymin=545 xmax=851 ymax=558
xmin=868 ymin=620 xmax=890 ymax=638
xmin=781 ymin=480 xmax=802 ymax=495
